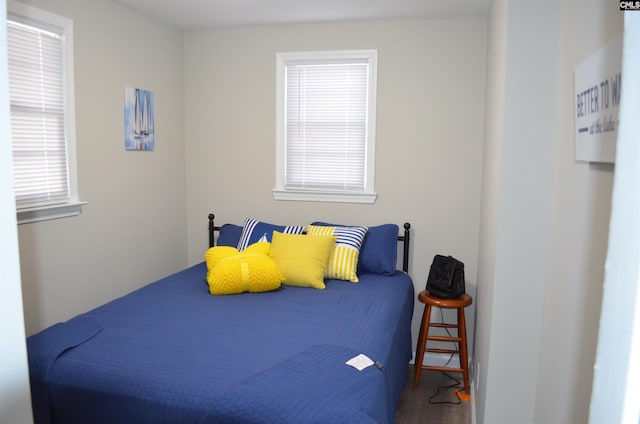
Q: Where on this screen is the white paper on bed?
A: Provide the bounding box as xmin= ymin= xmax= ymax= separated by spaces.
xmin=346 ymin=354 xmax=374 ymax=371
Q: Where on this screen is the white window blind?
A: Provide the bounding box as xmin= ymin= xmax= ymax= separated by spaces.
xmin=7 ymin=2 xmax=83 ymax=224
xmin=8 ymin=13 xmax=69 ymax=208
xmin=275 ymin=50 xmax=377 ymax=204
xmin=285 ymin=60 xmax=367 ymax=190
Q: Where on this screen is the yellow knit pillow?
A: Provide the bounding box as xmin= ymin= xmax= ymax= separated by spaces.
xmin=204 ymin=242 xmax=283 ymax=295
xmin=270 ymin=231 xmax=337 ymax=289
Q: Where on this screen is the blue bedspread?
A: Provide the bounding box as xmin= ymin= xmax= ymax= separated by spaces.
xmin=27 ymin=262 xmax=414 ymax=423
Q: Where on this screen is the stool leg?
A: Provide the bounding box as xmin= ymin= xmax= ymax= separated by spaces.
xmin=458 ymin=306 xmax=470 ymax=395
xmin=413 ymin=304 xmax=432 ymax=391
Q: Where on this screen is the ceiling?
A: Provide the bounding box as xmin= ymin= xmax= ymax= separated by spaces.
xmin=111 ymin=0 xmax=491 ymax=30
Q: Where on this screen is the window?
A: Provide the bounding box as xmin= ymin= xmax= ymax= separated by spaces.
xmin=7 ymin=1 xmax=84 ymax=224
xmin=274 ymin=50 xmax=377 ymax=204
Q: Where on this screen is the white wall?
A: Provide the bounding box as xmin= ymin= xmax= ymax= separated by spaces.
xmin=589 ymin=14 xmax=640 ymax=423
xmin=15 ymin=0 xmax=188 ymax=335
xmin=475 ymin=1 xmax=622 ymax=423
xmin=0 ymin=0 xmax=33 ymax=421
xmin=183 ymin=18 xmax=487 ymax=357
xmin=536 ymin=2 xmax=621 ymax=423
xmin=475 ymin=1 xmax=559 ymax=422
xmin=473 ymin=1 xmax=507 ymax=420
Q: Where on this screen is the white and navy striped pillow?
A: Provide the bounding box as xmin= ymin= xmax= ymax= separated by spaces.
xmin=307 ymin=224 xmax=368 ymax=282
xmin=237 ymin=218 xmax=305 ymax=251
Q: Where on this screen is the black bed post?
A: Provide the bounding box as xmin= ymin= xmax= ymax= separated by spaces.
xmin=208 ymin=214 xmax=215 ymax=247
xmin=402 ymin=223 xmax=410 ymax=273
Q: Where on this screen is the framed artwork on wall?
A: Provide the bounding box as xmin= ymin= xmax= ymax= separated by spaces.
xmin=124 ymin=86 xmax=155 ymax=151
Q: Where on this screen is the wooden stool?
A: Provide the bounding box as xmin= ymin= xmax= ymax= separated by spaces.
xmin=413 ymin=290 xmax=473 ymax=396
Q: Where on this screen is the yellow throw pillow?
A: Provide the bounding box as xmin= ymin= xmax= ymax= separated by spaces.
xmin=205 ymin=241 xmax=272 ymax=277
xmin=270 ymin=231 xmax=337 ymax=289
xmin=307 ymin=224 xmax=368 ymax=282
xmin=204 ymin=242 xmax=283 ymax=295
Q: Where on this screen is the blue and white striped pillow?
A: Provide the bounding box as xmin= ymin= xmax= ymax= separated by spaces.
xmin=307 ymin=224 xmax=368 ymax=282
xmin=237 ymin=218 xmax=305 ymax=251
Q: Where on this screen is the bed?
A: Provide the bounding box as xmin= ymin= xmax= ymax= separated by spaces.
xmin=27 ymin=214 xmax=414 ymax=424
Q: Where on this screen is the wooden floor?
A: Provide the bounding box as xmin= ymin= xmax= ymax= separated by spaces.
xmin=395 ymin=366 xmax=471 ymax=424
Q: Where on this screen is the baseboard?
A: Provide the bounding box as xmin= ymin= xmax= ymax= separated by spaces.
xmin=471 ymin=379 xmax=477 ymax=424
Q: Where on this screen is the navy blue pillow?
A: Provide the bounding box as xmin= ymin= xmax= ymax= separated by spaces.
xmin=358 ymin=224 xmax=399 ymax=275
xmin=216 ymin=223 xmax=243 ymax=247
xmin=312 ymin=222 xmax=399 ymax=276
xmin=237 ymin=218 xmax=305 ymax=251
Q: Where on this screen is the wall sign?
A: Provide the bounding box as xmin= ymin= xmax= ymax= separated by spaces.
xmin=574 ymin=35 xmax=622 ymax=163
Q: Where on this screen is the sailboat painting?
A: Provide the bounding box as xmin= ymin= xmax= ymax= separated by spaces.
xmin=125 ymin=86 xmax=155 ymax=150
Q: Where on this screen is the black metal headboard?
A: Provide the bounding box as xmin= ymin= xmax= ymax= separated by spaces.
xmin=208 ymin=213 xmax=411 ymax=273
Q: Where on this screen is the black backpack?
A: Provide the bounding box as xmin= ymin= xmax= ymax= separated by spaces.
xmin=426 ymin=255 xmax=465 ymax=299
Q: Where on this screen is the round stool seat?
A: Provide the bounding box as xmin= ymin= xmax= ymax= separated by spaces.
xmin=413 ymin=290 xmax=473 ymax=398
xmin=418 ymin=291 xmax=472 ymax=309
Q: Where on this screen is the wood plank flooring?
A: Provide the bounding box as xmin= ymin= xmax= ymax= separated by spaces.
xmin=395 ymin=366 xmax=471 ymax=424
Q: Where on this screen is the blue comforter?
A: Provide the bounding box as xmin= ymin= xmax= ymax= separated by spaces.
xmin=27 ymin=262 xmax=414 ymax=423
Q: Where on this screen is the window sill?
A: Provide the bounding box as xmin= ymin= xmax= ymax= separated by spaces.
xmin=17 ymin=201 xmax=88 ymax=225
xmin=272 ymin=189 xmax=377 ymax=204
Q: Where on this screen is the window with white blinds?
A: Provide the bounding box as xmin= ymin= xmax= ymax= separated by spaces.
xmin=274 ymin=50 xmax=377 ymax=204
xmin=7 ymin=2 xmax=83 ymax=223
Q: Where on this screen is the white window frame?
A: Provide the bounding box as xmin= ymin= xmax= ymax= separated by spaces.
xmin=7 ymin=0 xmax=85 ymax=224
xmin=273 ymin=50 xmax=378 ymax=204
